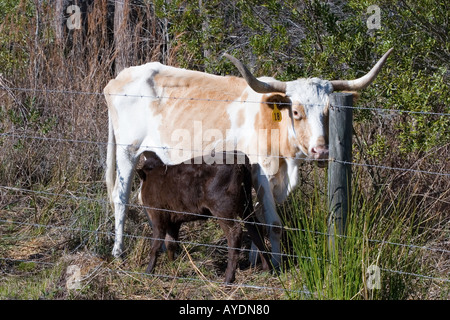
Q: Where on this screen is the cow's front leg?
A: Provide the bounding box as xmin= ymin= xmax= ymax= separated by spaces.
xmin=262 ymin=196 xmax=283 ymax=269
xmin=252 ymin=164 xmax=283 ymax=269
xmin=111 ymin=148 xmax=137 ymax=258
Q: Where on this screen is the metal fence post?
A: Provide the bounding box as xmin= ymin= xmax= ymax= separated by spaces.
xmin=328 ymin=92 xmax=353 ymax=251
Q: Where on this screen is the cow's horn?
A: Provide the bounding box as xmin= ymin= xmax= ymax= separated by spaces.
xmin=224 ymin=53 xmax=286 ymax=93
xmin=330 ymin=48 xmax=393 ymax=91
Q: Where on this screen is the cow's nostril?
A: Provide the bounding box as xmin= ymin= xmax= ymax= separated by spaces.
xmin=312 ymin=146 xmax=325 ymax=154
xmin=311 ymin=146 xmax=329 ymax=158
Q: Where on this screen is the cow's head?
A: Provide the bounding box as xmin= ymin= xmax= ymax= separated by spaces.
xmin=225 ymin=49 xmax=392 ymax=165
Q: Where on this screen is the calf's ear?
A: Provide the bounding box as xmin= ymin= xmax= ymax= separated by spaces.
xmin=136 ymin=168 xmax=146 ymax=181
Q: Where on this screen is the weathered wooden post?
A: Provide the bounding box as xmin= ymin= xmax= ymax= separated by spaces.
xmin=328 ymin=92 xmax=353 ymax=251
xmin=114 ymin=0 xmax=131 ymax=75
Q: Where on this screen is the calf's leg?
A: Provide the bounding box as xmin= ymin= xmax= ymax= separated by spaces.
xmin=219 ymin=220 xmax=243 ymax=284
xmin=147 ymin=225 xmax=166 ymax=274
xmin=165 ymin=223 xmax=181 ymax=261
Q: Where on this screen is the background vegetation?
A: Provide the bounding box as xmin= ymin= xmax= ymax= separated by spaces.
xmin=0 ymin=0 xmax=448 ymax=299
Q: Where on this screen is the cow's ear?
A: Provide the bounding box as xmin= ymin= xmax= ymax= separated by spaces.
xmin=263 ymin=93 xmax=292 ymax=110
xmin=342 ymin=91 xmax=360 ymax=105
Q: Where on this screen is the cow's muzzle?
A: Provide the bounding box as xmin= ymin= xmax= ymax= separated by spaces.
xmin=311 ymin=145 xmax=329 ymax=168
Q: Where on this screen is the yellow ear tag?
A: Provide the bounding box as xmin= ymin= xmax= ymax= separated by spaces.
xmin=272 ymin=104 xmax=282 ymax=122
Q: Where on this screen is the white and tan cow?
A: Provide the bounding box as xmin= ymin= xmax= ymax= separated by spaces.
xmin=104 ymin=49 xmax=392 ymax=267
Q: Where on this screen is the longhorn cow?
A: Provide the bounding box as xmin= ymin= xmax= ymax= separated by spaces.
xmin=104 ymin=49 xmax=392 ymax=267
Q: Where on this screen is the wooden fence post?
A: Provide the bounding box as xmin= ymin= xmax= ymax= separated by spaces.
xmin=328 ymin=92 xmax=353 ymax=251
xmin=114 ymin=0 xmax=131 ymax=75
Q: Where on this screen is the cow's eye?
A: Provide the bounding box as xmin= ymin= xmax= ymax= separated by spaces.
xmin=293 ymin=110 xmax=301 ymax=119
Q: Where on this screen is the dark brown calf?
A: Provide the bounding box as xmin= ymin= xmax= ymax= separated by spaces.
xmin=137 ymin=151 xmax=270 ymax=284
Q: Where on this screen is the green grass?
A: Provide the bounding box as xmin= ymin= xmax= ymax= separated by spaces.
xmin=0 ymin=262 xmax=63 ymax=299
xmin=279 ymin=169 xmax=448 ymax=300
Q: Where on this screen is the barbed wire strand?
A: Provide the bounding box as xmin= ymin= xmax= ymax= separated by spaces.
xmin=333 ymin=160 xmax=450 ymax=177
xmin=336 ymin=104 xmax=450 ymax=117
xmin=2 ymin=217 xmax=449 ymax=285
xmin=0 ymin=132 xmax=325 ymax=164
xmin=1 ymin=185 xmax=449 ymax=255
xmin=0 ymin=256 xmax=307 ymax=294
xmin=1 ymin=85 xmax=449 ymax=117
xmin=1 ymin=131 xmax=449 ymax=177
xmin=0 ymin=217 xmax=299 ymax=260
xmin=1 ymin=242 xmax=448 ymax=285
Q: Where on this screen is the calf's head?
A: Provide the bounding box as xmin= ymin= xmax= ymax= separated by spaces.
xmin=136 ymin=154 xmax=165 ymax=181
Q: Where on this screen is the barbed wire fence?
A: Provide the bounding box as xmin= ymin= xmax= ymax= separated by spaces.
xmin=0 ymin=85 xmax=449 ymax=297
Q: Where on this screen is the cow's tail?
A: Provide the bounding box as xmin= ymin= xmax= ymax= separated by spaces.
xmin=243 ymin=158 xmax=254 ymax=215
xmin=106 ymin=115 xmax=116 ymax=208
